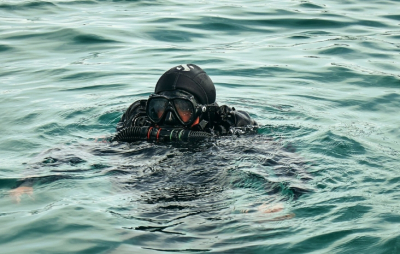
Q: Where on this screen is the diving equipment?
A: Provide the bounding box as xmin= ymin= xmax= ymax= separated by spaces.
xmin=146 ymin=92 xmax=219 ymax=127
xmin=112 ymin=126 xmax=213 ymax=143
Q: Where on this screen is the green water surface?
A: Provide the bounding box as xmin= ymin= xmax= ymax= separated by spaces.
xmin=1 ymin=0 xmax=400 ymax=253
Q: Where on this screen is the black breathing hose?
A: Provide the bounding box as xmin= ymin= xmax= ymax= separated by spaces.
xmin=111 ymin=126 xmax=213 ymax=143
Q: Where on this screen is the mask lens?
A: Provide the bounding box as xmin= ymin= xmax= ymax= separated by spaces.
xmin=148 ymin=98 xmax=168 ymax=122
xmin=173 ymin=99 xmax=194 ymax=123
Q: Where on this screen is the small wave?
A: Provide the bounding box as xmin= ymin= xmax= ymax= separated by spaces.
xmin=310 ymin=131 xmax=366 ymax=158
xmin=0 ymin=1 xmax=58 ymax=11
xmin=0 ymin=44 xmax=14 ymax=52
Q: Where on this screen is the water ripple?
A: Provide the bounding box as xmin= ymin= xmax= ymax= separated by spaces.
xmin=1 ymin=0 xmax=400 ymax=253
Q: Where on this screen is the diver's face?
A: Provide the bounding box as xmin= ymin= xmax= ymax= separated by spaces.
xmin=149 ymin=90 xmax=197 ymax=128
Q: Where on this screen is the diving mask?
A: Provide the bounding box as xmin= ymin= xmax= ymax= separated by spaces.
xmin=146 ymin=91 xmax=218 ymax=127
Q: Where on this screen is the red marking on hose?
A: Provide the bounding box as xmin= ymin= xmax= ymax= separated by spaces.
xmin=156 ymin=128 xmax=162 ymax=141
xmin=147 ymin=127 xmax=153 ymax=140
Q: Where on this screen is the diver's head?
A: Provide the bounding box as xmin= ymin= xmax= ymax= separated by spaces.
xmin=155 ymin=64 xmax=216 ymax=104
xmin=146 ymin=64 xmax=217 ymax=128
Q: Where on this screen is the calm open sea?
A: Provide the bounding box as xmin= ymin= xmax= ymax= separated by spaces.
xmin=1 ymin=0 xmax=400 ymax=253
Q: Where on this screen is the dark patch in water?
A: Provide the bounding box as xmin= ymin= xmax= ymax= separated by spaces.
xmin=0 ymin=44 xmax=14 ymax=52
xmin=19 ymin=134 xmax=312 ymax=239
xmin=133 ymin=223 xmax=185 ymax=235
xmin=299 ymin=3 xmax=325 ymax=9
xmin=383 ymin=14 xmax=400 ymax=21
xmin=97 ymin=135 xmax=313 ymax=208
xmin=319 ymin=46 xmax=355 ymax=55
xmin=73 ymin=34 xmax=117 ymax=44
xmin=147 ymin=30 xmax=204 ymax=43
xmin=0 ymin=1 xmax=57 ymax=10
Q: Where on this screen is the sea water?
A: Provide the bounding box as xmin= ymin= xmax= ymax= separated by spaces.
xmin=1 ymin=0 xmax=400 ymax=253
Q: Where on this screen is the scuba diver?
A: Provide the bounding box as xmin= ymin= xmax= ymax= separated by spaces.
xmin=113 ymin=64 xmax=258 ymax=143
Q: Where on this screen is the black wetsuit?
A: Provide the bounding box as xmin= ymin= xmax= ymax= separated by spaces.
xmin=117 ymin=99 xmax=258 ymax=136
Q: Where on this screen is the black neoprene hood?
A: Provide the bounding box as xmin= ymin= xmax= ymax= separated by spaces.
xmin=154 ymin=64 xmax=216 ymax=104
